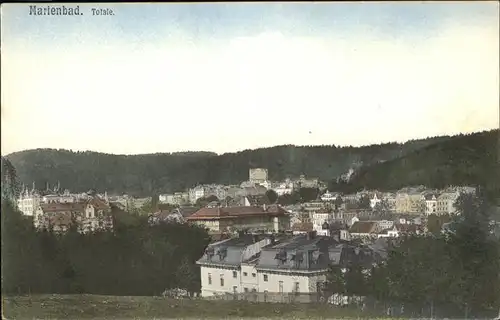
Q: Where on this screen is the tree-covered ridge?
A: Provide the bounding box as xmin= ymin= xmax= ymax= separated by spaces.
xmin=5 ymin=130 xmax=497 ymax=196
xmin=341 ymin=130 xmax=499 ymax=197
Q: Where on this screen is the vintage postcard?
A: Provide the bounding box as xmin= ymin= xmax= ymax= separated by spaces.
xmin=1 ymin=2 xmax=499 ymax=319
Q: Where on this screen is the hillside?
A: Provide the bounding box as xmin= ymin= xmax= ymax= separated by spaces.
xmin=5 ymin=132 xmax=494 ymax=196
xmin=342 ymin=130 xmax=499 ymax=196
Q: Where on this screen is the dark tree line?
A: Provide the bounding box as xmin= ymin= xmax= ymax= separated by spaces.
xmin=5 ymin=131 xmax=478 ymax=197
xmin=325 ymin=192 xmax=500 ymax=318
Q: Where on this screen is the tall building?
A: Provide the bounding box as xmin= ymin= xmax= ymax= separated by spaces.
xmin=16 ymin=183 xmax=41 ymax=216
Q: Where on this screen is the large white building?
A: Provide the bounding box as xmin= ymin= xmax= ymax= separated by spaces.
xmin=273 ymin=179 xmax=294 ymax=196
xmin=189 ymin=185 xmax=228 ymax=204
xmin=437 ymin=191 xmax=460 ymax=215
xmin=196 ymin=232 xmax=383 ymax=299
xmin=17 ymin=189 xmax=41 ymax=216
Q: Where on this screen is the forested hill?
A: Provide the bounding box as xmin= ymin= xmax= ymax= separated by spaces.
xmin=6 ymin=130 xmax=496 ymax=196
xmin=340 ymin=130 xmax=499 ymax=196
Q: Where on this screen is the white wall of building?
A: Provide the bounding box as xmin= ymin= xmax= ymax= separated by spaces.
xmin=200 ymin=266 xmax=241 ymax=297
xmin=257 ymin=271 xmax=326 ymax=294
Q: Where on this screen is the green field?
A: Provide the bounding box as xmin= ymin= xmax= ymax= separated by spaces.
xmin=2 ymin=294 xmax=398 ymax=319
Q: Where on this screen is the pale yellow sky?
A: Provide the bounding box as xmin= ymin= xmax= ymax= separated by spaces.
xmin=1 ymin=3 xmax=499 ymax=155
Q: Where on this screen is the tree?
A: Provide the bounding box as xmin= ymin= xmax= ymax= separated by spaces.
xmin=277 ymin=192 xmax=301 ymax=206
xmin=151 ymin=194 xmax=159 ymax=212
xmin=299 ymin=187 xmax=320 ymax=202
xmin=139 ymin=199 xmax=153 ymax=215
xmin=426 ymin=214 xmax=451 ymax=235
xmin=373 ymin=199 xmax=391 ymax=219
xmin=446 ymin=193 xmax=500 ymax=315
xmin=174 ymin=256 xmax=199 ymax=295
xmin=195 ymin=195 xmax=219 ymax=207
xmin=265 ymin=189 xmax=278 ymax=204
xmin=375 ymin=193 xmax=500 ymax=318
xmin=344 ymin=264 xmax=366 ymax=302
xmin=358 ymin=195 xmax=371 ymax=210
xmin=1 ymin=157 xmax=20 ymax=201
xmin=325 ymin=265 xmax=346 ymax=304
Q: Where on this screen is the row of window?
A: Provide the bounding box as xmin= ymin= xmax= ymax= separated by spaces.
xmin=207 ymin=272 xmax=276 ymax=287
xmin=232 ymin=271 xmax=257 ymax=278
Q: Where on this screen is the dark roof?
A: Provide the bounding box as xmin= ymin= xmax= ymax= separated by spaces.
xmin=324 ymin=221 xmax=348 ymax=231
xmin=197 ymin=234 xmax=272 ymax=266
xmin=246 ymin=195 xmax=271 ymax=206
xmin=188 ymin=205 xmax=288 ymax=220
xmin=256 ymin=234 xmax=340 ymax=271
xmin=176 ymin=206 xmax=200 ymax=217
xmin=40 ymin=203 xmax=86 ymax=213
xmin=291 ymin=222 xmax=313 ymax=232
xmin=424 ymin=193 xmax=439 ymax=200
xmin=349 ymin=221 xmax=378 ymax=234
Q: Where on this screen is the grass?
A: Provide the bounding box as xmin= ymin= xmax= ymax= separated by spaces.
xmin=2 ymin=294 xmax=401 ymax=319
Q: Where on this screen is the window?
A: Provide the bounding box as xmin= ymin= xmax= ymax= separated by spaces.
xmin=294 ymin=282 xmax=300 ymax=293
xmin=233 ymin=286 xmax=237 ymax=293
xmin=251 ymin=288 xmax=257 ymax=292
xmin=243 ymin=272 xmax=248 ymax=276
xmin=252 ymin=273 xmax=256 ymax=277
xmin=220 ymin=275 xmax=224 ymax=287
xmin=279 ymin=281 xmax=283 ymax=293
xmin=244 ymin=287 xmax=249 ymax=293
xmin=263 ymin=274 xmax=268 ymax=282
xmin=233 ymin=271 xmax=238 ymax=278
xmin=208 ymin=273 xmax=212 ymax=285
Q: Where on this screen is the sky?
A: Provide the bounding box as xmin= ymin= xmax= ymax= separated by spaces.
xmin=1 ymin=2 xmax=499 ymax=155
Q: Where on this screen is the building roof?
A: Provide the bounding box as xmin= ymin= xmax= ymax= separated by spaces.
xmin=197 ymin=233 xmax=383 ymax=272
xmin=45 ymin=212 xmax=73 ymax=227
xmin=256 ymin=234 xmax=340 ymax=271
xmin=424 ymin=193 xmax=439 ymax=201
xmin=88 ymin=197 xmax=110 ymax=210
xmin=291 ymin=222 xmax=314 ymax=232
xmin=245 ymin=194 xmax=271 ymax=206
xmin=40 ymin=202 xmax=86 ymax=213
xmin=197 ymin=234 xmax=272 ymax=267
xmin=187 ymin=205 xmax=288 ymax=221
xmin=349 ymin=221 xmax=378 ymax=234
xmin=395 ymin=224 xmax=424 ymax=233
xmin=256 ymin=234 xmax=380 ymax=271
xmin=176 ymin=206 xmax=200 ymax=218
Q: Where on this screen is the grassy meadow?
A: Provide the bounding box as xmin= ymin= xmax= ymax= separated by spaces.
xmin=2 ymin=294 xmax=400 ymax=319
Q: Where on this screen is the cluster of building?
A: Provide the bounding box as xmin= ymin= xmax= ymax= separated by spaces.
xmin=157 ymin=168 xmax=324 ymax=206
xmin=15 ymin=166 xmax=476 ymax=239
xmin=16 ymin=183 xmax=113 ymax=233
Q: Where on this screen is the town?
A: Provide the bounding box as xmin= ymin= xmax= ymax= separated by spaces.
xmin=13 ymin=166 xmax=497 ymax=307
xmin=3 ymin=1 xmax=499 ymax=318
